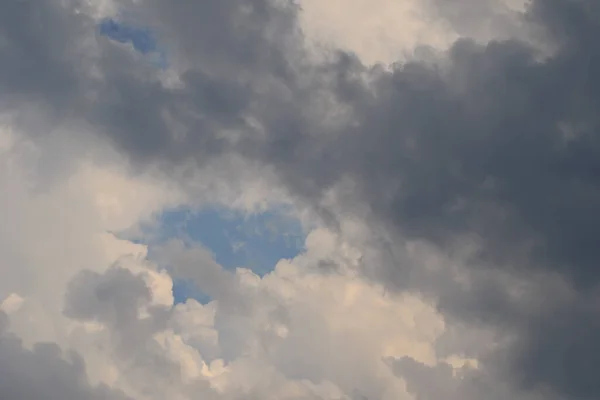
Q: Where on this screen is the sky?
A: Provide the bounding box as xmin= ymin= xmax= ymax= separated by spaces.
xmin=1 ymin=0 xmax=599 ymax=400
xmin=153 ymin=207 xmax=305 ymax=304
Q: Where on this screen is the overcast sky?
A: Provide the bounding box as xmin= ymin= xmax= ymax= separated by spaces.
xmin=0 ymin=0 xmax=598 ymax=399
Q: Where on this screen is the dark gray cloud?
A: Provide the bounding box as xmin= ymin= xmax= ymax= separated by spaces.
xmin=65 ymin=267 xmax=152 ymax=329
xmin=0 ymin=312 xmax=131 ymax=400
xmin=389 ymin=355 xmax=556 ymax=400
xmin=0 ymin=0 xmax=88 ymax=106
xmin=65 ymin=266 xmax=171 ymax=354
xmin=63 ymin=266 xmax=190 ymax=398
xmin=306 ymin=4 xmax=600 ymax=397
xmin=0 ymin=0 xmax=297 ymax=167
xmin=3 ymin=0 xmax=600 ymax=399
xmin=506 ymin=288 xmax=600 ymax=400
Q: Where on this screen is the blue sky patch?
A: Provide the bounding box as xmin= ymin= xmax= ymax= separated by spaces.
xmin=99 ymin=18 xmax=167 ymax=67
xmin=149 ymin=207 xmax=306 ymax=304
xmin=99 ymin=18 xmax=158 ymax=54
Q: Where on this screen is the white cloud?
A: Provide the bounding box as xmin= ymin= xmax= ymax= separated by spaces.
xmin=299 ymin=0 xmax=455 ymax=65
xmin=149 ymin=225 xmax=452 ymax=400
xmin=0 ymin=124 xmax=181 ymax=308
xmin=298 ymin=0 xmax=529 ymax=65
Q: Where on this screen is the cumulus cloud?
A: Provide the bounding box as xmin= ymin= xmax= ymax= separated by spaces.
xmin=299 ymin=0 xmax=530 ymax=65
xmin=4 ymin=214 xmax=454 ymax=399
xmin=2 ymin=0 xmax=600 ymax=399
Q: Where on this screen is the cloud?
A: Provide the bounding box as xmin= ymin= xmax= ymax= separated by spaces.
xmin=4 ymin=214 xmax=452 ymax=400
xmin=2 ymin=0 xmax=600 ymax=399
xmin=129 ymin=228 xmax=448 ymax=400
xmin=298 ymin=0 xmax=529 ymax=65
xmin=0 ymin=312 xmax=132 ymax=400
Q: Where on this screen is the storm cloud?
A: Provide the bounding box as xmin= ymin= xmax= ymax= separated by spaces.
xmin=2 ymin=0 xmax=600 ymax=399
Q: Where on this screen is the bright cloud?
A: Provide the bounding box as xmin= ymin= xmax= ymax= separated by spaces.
xmin=299 ymin=0 xmax=529 ymax=65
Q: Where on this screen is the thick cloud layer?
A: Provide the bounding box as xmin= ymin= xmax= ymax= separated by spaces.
xmin=2 ymin=0 xmax=600 ymax=399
